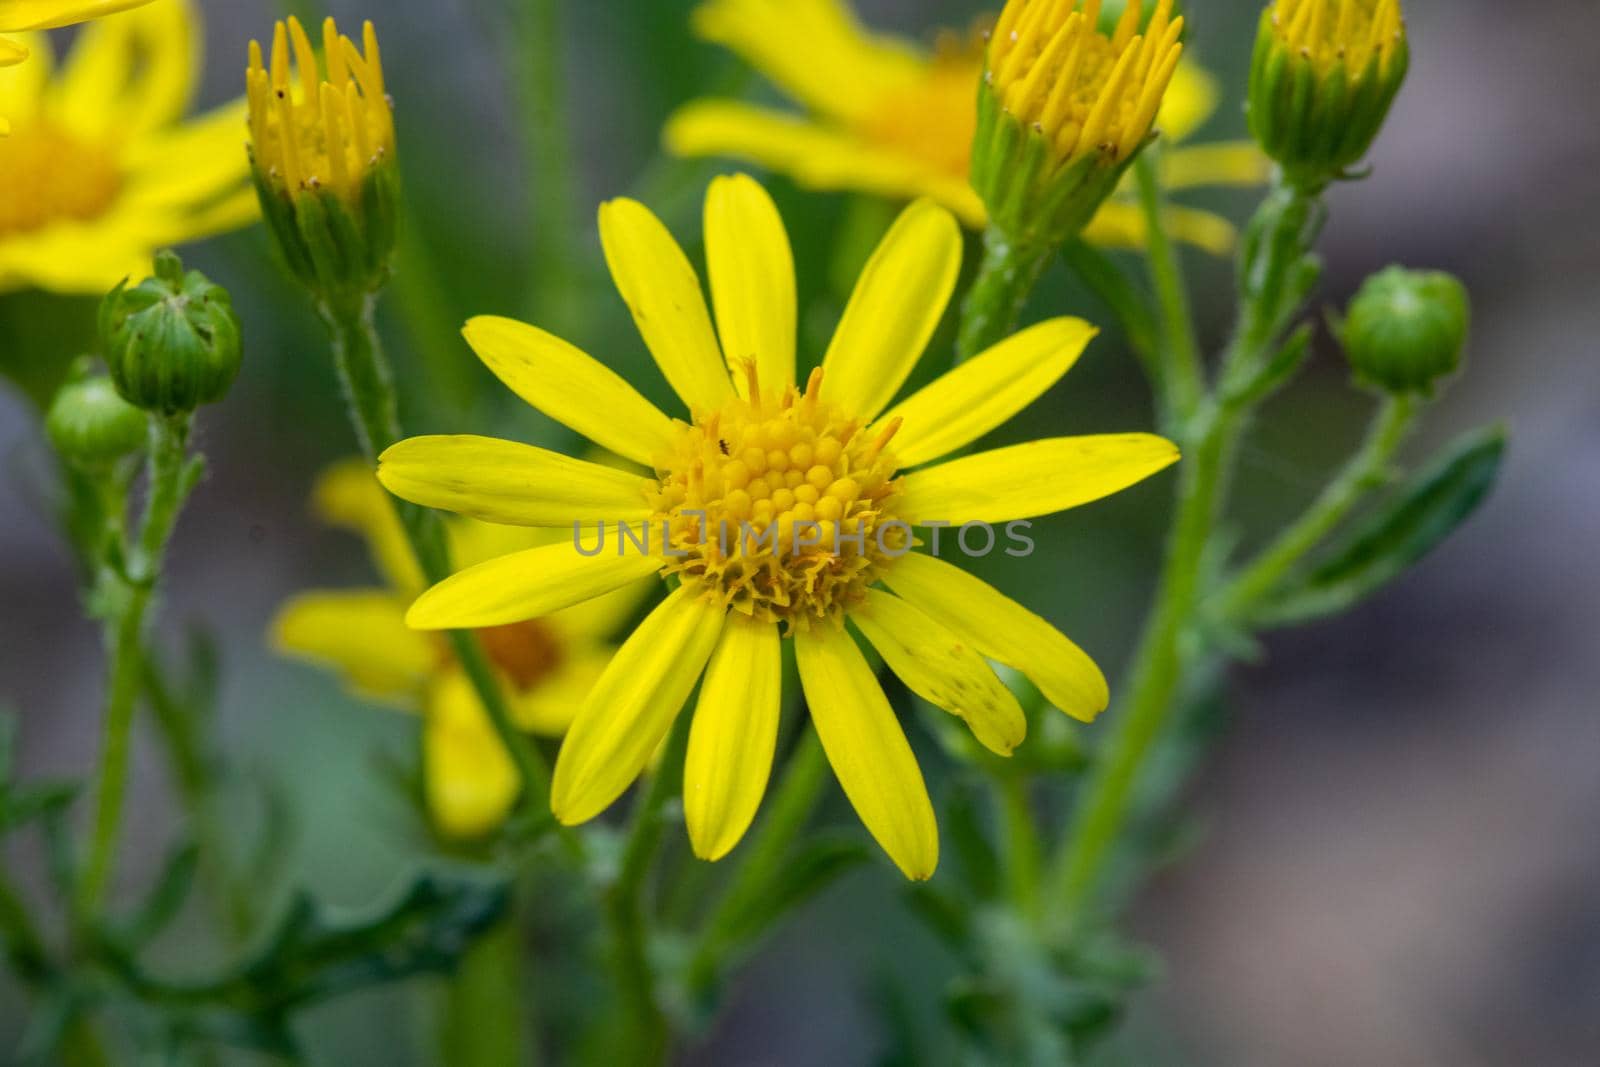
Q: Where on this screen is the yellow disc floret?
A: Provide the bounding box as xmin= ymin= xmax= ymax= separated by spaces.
xmin=246 ymin=16 xmax=394 ymax=204
xmin=988 ymin=0 xmax=1185 ymax=169
xmin=653 ymin=366 xmax=907 ymax=630
xmin=0 ymin=123 xmax=121 ymax=236
xmin=1269 ymin=0 xmax=1404 ymax=81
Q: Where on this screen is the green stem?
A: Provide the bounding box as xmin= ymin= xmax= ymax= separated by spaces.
xmin=441 ymin=910 xmax=530 ymax=1067
xmin=319 ymin=297 xmax=552 ymax=812
xmin=79 ymin=415 xmax=196 ymax=913
xmin=605 ymin=712 xmax=693 ymax=1064
xmin=685 ymin=728 xmax=827 ymax=998
xmin=998 ymin=776 xmax=1042 ymax=923
xmin=1049 ymin=177 xmax=1327 ymax=926
xmin=1219 ymin=394 xmax=1418 ymax=618
xmin=1134 ymin=151 xmax=1205 ymax=424
xmin=955 ymin=227 xmax=1053 ymax=362
xmin=1049 ymin=399 xmax=1238 ymax=925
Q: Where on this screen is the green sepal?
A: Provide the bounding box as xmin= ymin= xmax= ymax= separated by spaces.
xmin=1255 ymin=425 xmax=1506 ymax=627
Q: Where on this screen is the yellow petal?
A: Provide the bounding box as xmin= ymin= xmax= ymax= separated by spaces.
xmin=1162 ymin=141 xmax=1272 ymax=190
xmin=551 ymin=587 xmax=724 ymax=824
xmin=883 ymin=553 xmax=1107 ymax=721
xmin=0 ymin=0 xmax=153 ymax=32
xmin=897 ymin=434 xmax=1179 ymax=524
xmin=378 ymin=434 xmax=654 ymax=528
xmin=507 ymin=647 xmax=611 ymax=736
xmin=272 ymin=590 xmax=433 ymax=702
xmin=820 ymin=198 xmax=962 ymax=421
xmin=704 ymin=173 xmax=796 ymax=394
xmin=312 ymin=459 xmax=426 ymax=597
xmin=424 ymin=672 xmax=520 ymax=839
xmin=877 ymin=318 xmax=1099 ymax=468
xmin=1083 ymin=200 xmax=1240 ymax=258
xmin=689 ymin=0 xmax=926 ymax=124
xmin=406 ymin=542 xmax=663 ymax=631
xmin=683 ymin=616 xmax=781 ymax=861
xmin=51 ymin=0 xmax=194 ymax=139
xmin=462 ymin=315 xmax=678 ymax=468
xmin=598 ymin=196 xmax=733 ymax=416
xmin=851 ymin=589 xmax=1025 ymax=757
xmin=0 ymin=35 xmax=26 ymax=66
xmin=1155 ymin=59 xmax=1218 ymax=144
xmin=664 ymin=100 xmax=986 ymax=228
xmin=795 ymin=624 xmax=937 ymax=880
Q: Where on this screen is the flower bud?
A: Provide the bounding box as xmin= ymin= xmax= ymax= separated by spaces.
xmin=246 ymin=17 xmax=400 ymax=301
xmin=46 ymin=366 xmax=148 ymax=467
xmin=972 ymin=0 xmax=1185 ymax=248
xmin=1341 ymin=266 xmax=1468 ymax=395
xmin=1248 ymin=0 xmax=1408 ymax=191
xmin=99 ymin=251 xmax=243 ymax=414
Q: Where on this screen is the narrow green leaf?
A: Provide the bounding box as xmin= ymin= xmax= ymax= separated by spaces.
xmin=1258 ymin=425 xmax=1506 ymax=626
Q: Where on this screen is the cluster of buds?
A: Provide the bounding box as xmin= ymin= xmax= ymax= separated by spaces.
xmin=971 ymin=0 xmax=1185 ymax=249
xmin=99 ymin=251 xmax=243 ymax=416
xmin=246 ymin=17 xmax=399 ymax=302
xmin=1341 ymin=266 xmax=1469 ymax=396
xmin=1248 ymin=0 xmax=1409 ymax=191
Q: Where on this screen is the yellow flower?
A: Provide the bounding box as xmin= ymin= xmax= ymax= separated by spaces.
xmin=272 ymin=462 xmax=647 ymax=839
xmin=665 ymin=0 xmax=1268 ymax=255
xmin=0 ymin=0 xmax=254 ymax=292
xmin=245 ymin=17 xmax=399 ymax=296
xmin=377 ymin=175 xmax=1180 ymax=878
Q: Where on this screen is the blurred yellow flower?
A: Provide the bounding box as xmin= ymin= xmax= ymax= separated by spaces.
xmin=665 ymin=0 xmax=1269 ymax=254
xmin=0 ymin=0 xmax=254 ymax=292
xmin=272 ymin=462 xmax=647 ymax=839
xmin=377 ymin=175 xmax=1179 ymax=878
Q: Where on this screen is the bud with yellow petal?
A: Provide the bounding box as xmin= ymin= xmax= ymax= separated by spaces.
xmin=972 ymin=0 xmax=1186 ymax=249
xmin=1248 ymin=0 xmax=1408 ymax=192
xmin=246 ymin=17 xmax=399 ymax=301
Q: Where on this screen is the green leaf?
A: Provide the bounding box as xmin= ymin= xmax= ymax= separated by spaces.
xmin=1258 ymin=425 xmax=1506 ymax=626
xmin=98 ymin=869 xmax=510 ymax=1042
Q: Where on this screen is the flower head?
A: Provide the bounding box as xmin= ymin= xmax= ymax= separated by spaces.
xmin=1248 ymin=0 xmax=1408 ymax=189
xmin=378 ymin=175 xmax=1180 ymax=877
xmin=974 ymin=0 xmax=1186 ymax=246
xmin=272 ymin=462 xmax=646 ymax=839
xmin=666 ymin=0 xmax=1265 ymax=254
xmin=0 ymin=0 xmax=255 ymax=292
xmin=246 ymin=16 xmax=398 ymax=297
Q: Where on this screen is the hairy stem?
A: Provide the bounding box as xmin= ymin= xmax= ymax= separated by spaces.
xmin=320 ymin=296 xmax=553 ymax=810
xmin=79 ymin=414 xmax=196 ymax=913
xmin=956 ymin=227 xmax=1053 ymax=362
xmin=1220 ymin=394 xmax=1418 ymax=618
xmin=1134 ymin=151 xmax=1205 ymax=424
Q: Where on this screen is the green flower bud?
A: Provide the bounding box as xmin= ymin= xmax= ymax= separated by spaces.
xmin=1248 ymin=0 xmax=1409 ymax=191
xmin=1341 ymin=266 xmax=1469 ymax=395
xmin=46 ymin=368 xmax=148 ymax=468
xmin=99 ymin=251 xmax=243 ymax=414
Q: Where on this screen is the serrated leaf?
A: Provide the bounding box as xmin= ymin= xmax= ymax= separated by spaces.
xmin=1257 ymin=425 xmax=1506 ymax=626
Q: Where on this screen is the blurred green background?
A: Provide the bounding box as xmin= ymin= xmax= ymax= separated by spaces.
xmin=3 ymin=0 xmax=1598 ymax=1063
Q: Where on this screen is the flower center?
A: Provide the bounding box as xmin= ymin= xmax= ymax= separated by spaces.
xmin=859 ymin=34 xmax=985 ymax=180
xmin=0 ymin=123 xmax=122 ymax=237
xmin=474 ymin=619 xmax=563 ymax=692
xmin=652 ymin=367 xmax=907 ymax=631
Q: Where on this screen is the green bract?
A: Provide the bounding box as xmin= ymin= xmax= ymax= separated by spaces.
xmin=99 ymin=251 xmax=243 ymax=414
xmin=250 ymin=159 xmax=402 ymax=303
xmin=1342 ymin=266 xmax=1470 ymax=395
xmin=1247 ymin=2 xmax=1409 ymax=191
